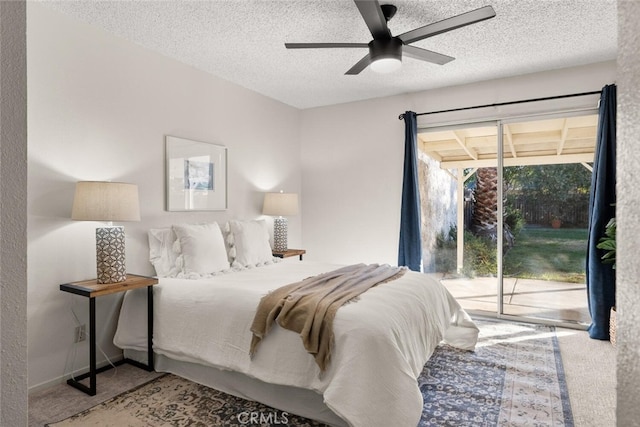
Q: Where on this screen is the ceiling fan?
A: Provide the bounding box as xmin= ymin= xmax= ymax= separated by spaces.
xmin=285 ymin=1 xmax=496 ymax=75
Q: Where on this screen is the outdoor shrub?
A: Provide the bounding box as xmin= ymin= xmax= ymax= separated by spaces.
xmin=434 ymin=228 xmax=457 ymax=274
xmin=504 ymin=204 xmax=526 ymax=237
xmin=462 ymin=231 xmax=497 ymax=277
xmin=433 ymin=226 xmax=498 ymax=277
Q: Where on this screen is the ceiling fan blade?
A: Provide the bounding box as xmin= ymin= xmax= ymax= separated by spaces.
xmin=285 ymin=43 xmax=369 ymax=49
xmin=402 ymin=45 xmax=454 ymax=65
xmin=345 ymin=54 xmax=373 ymax=75
xmin=398 ymin=5 xmax=496 ymax=45
xmin=354 ymin=0 xmax=389 ymax=40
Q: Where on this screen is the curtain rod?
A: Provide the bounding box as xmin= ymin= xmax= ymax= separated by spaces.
xmin=398 ymin=90 xmax=602 ymax=120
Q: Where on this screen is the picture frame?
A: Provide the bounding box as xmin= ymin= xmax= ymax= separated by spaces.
xmin=165 ymin=136 xmax=227 ymax=211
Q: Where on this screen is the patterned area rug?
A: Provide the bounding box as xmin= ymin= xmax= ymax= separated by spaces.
xmin=419 ymin=319 xmax=573 ymax=426
xmin=47 ymin=319 xmax=572 ymax=427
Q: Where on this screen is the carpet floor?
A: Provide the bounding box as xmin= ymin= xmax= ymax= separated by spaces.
xmin=44 ymin=319 xmax=573 ymax=427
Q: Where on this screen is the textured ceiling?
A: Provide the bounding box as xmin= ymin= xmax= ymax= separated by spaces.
xmin=39 ymin=0 xmax=617 ymax=109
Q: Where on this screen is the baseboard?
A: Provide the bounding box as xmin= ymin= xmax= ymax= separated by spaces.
xmin=28 ymin=353 xmax=124 ymax=394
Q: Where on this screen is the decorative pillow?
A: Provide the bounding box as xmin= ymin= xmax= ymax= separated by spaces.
xmin=172 ymin=222 xmax=230 ymax=275
xmin=228 ymin=219 xmax=273 ymax=267
xmin=148 ymin=227 xmax=179 ymax=277
xmin=221 ymin=221 xmax=234 ymax=263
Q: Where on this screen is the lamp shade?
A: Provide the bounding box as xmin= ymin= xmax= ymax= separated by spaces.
xmin=71 ymin=181 xmax=140 ymax=222
xmin=262 ymin=192 xmax=299 ymax=217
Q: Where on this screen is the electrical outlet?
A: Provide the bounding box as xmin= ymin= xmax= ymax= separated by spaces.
xmin=74 ymin=324 xmax=86 ymax=343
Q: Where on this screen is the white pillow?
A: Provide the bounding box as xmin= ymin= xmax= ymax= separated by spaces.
xmin=148 ymin=227 xmax=178 ymax=277
xmin=172 ymin=223 xmax=230 ymax=275
xmin=228 ymin=219 xmax=273 ymax=267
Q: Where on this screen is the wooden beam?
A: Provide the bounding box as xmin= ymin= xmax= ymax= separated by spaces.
xmin=420 ymin=141 xmax=442 ymax=161
xmin=581 ymin=162 xmax=594 ymax=172
xmin=443 ymin=168 xmax=457 ymax=180
xmin=419 ymin=139 xmax=459 ymax=151
xmin=565 ymin=126 xmax=597 ymax=140
xmin=509 ymin=130 xmax=563 ymax=146
xmin=464 ymin=135 xmax=498 ymax=149
xmin=463 ymin=168 xmax=478 ymax=183
xmin=557 ymin=118 xmax=569 ymax=155
xmin=503 ymin=124 xmax=517 ymax=158
xmin=440 ymin=152 xmax=596 ymax=169
xmin=452 ymin=131 xmax=479 ymax=160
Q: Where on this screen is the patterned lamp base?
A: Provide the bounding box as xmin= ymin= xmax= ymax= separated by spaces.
xmin=96 ymin=226 xmax=127 ymax=284
xmin=273 ymin=217 xmax=288 ymax=251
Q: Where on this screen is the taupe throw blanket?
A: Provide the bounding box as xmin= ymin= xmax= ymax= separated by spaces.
xmin=250 ymin=263 xmax=407 ymax=371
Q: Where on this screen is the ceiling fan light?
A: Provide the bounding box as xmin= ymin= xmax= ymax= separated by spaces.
xmin=368 ymin=38 xmax=403 ymax=74
xmin=370 ymin=57 xmax=402 ymax=73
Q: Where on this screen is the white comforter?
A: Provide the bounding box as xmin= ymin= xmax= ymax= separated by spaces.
xmin=114 ymin=261 xmax=478 ymax=427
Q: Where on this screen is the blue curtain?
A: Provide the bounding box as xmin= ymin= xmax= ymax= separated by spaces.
xmin=398 ymin=111 xmax=422 ymax=271
xmin=586 ymin=84 xmax=616 ymax=340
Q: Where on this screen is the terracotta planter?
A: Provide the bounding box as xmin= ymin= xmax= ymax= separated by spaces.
xmin=551 ymin=218 xmax=562 ymax=229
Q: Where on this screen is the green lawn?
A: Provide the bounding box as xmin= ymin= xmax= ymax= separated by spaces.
xmin=503 ymin=227 xmax=588 ymax=283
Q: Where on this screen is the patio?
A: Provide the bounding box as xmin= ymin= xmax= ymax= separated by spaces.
xmin=437 ymin=275 xmax=591 ymax=325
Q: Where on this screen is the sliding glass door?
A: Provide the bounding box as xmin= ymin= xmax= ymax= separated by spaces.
xmin=418 ymin=111 xmax=597 ymax=328
xmin=418 ymin=122 xmax=500 ymax=316
xmin=499 ymin=113 xmax=596 ymax=326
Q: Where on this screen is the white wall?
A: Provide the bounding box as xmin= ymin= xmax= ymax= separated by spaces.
xmin=27 ymin=4 xmax=301 ymax=390
xmin=616 ymin=0 xmax=640 ymax=423
xmin=300 ymin=61 xmax=616 ymax=266
xmin=300 ymin=95 xmax=408 ymax=265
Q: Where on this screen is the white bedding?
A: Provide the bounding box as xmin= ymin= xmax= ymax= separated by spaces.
xmin=114 ymin=261 xmax=478 ymax=427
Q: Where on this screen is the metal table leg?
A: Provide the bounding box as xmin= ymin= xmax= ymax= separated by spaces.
xmin=66 ymin=297 xmax=97 ymax=396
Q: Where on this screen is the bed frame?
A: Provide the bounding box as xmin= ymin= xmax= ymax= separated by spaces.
xmin=125 ymin=349 xmax=348 ymax=426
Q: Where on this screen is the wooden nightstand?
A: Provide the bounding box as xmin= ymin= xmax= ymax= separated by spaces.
xmin=59 ymin=274 xmax=158 ymax=396
xmin=272 ymin=249 xmax=306 ymax=261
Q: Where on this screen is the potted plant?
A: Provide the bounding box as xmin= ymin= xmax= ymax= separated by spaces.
xmin=597 ymin=216 xmax=616 ymax=345
xmin=597 ymin=216 xmax=616 ymax=268
xmin=550 ymin=215 xmax=562 ymax=229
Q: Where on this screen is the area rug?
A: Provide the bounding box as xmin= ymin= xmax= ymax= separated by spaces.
xmin=47 ymin=319 xmax=573 ymax=427
xmin=419 ymin=319 xmax=573 ymax=426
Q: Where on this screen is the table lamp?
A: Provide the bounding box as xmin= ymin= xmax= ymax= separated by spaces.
xmin=71 ymin=181 xmax=140 ymax=284
xmin=262 ymin=191 xmax=298 ymax=251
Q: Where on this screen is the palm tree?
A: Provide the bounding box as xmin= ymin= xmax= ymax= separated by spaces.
xmin=472 ymin=167 xmax=514 ymax=247
xmin=472 ymin=167 xmax=498 ymax=236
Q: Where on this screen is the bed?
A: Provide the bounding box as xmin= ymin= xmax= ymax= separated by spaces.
xmin=114 ymin=220 xmax=479 ymax=427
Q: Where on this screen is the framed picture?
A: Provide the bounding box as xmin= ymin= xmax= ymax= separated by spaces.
xmin=165 ymin=136 xmax=227 ymax=211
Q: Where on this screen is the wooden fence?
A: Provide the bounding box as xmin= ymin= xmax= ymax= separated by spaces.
xmin=464 ymin=197 xmax=590 ymax=228
xmin=512 ymin=197 xmax=590 ymax=228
